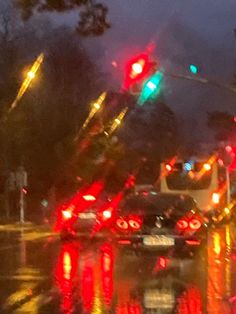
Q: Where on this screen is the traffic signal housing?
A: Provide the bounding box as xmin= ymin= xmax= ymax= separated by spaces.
xmin=138 ymin=71 xmax=163 ymax=105
xmin=123 ymin=53 xmax=155 ymax=90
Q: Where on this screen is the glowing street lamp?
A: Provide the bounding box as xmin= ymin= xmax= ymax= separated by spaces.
xmin=81 ymin=92 xmax=106 ymax=130
xmin=8 ymin=53 xmax=44 ymax=113
xmin=74 ymin=92 xmax=107 ymax=142
xmin=108 ymin=107 xmax=128 ymax=135
xmin=27 ymin=71 xmax=36 ymax=80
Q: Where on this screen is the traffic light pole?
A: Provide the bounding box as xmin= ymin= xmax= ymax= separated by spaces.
xmin=20 ymin=188 xmax=25 ymax=224
xmin=163 ymin=71 xmax=236 ymax=96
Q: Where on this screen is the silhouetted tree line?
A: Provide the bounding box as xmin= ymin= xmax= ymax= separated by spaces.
xmin=0 ymin=4 xmax=180 ymax=220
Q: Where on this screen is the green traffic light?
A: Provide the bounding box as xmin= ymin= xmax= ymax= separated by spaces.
xmin=189 ymin=64 xmax=198 ymax=74
xmin=138 ymin=71 xmax=163 ymax=106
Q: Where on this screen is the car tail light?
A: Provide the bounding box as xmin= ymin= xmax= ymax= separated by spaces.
xmin=212 ymin=192 xmax=220 ymax=204
xmin=189 ymin=218 xmax=202 ymax=230
xmin=83 ymin=194 xmax=96 ymax=201
xmin=177 ymin=219 xmax=188 ymax=230
xmin=185 ymin=239 xmax=201 ymax=246
xmin=62 ymin=210 xmax=72 ymax=220
xmin=116 ymin=218 xmax=129 ymax=230
xmin=165 ymin=163 xmax=172 ymax=172
xmin=118 ymin=240 xmax=131 ymax=245
xmin=102 ymin=210 xmax=112 ymax=220
xmin=128 ymin=219 xmax=141 ymax=230
xmin=127 ymin=215 xmax=142 ymax=230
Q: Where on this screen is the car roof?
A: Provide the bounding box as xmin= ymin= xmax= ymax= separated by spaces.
xmin=131 ymin=191 xmax=196 ymax=202
xmin=120 ymin=191 xmax=197 ymax=214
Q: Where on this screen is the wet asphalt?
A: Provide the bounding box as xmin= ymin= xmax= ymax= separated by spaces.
xmin=0 ymin=224 xmax=235 ymax=313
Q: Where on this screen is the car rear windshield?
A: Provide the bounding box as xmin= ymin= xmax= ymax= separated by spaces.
xmin=120 ymin=194 xmax=196 ymax=215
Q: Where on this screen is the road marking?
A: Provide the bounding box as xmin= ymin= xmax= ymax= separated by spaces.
xmin=3 ymin=283 xmax=38 ymax=309
xmin=22 ymin=231 xmax=56 ymax=241
xmin=0 ymin=275 xmax=47 ymax=281
xmin=0 ymin=224 xmax=33 ymax=232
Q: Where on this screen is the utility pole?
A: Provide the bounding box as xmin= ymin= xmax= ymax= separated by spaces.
xmin=16 ymin=166 xmax=28 ymax=224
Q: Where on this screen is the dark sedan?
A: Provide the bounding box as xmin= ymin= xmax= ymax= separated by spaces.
xmin=112 ymin=191 xmax=207 ymax=257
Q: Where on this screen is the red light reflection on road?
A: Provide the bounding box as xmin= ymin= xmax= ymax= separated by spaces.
xmin=55 ymin=242 xmax=114 ymax=313
xmin=177 ymin=285 xmax=203 ymax=314
xmin=207 ymin=228 xmax=232 ymax=313
xmin=81 ymin=265 xmax=94 ymax=311
xmin=152 ymin=256 xmax=169 ymax=274
xmin=54 ymin=243 xmax=79 ymax=314
xmin=100 ymin=243 xmax=114 ymax=308
xmin=116 ymin=302 xmax=142 ymax=314
xmin=115 ymin=278 xmax=141 ymax=314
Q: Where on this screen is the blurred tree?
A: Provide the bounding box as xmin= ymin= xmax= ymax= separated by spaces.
xmin=119 ymin=97 xmax=179 ymax=184
xmin=207 ymin=111 xmax=236 ymax=141
xmin=20 ymin=28 xmax=104 ymax=197
xmin=15 ymin=0 xmax=110 ymax=36
xmin=0 ymin=12 xmax=104 ymax=204
xmin=75 ymin=94 xmax=180 ymax=189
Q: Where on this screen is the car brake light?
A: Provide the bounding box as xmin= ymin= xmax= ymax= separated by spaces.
xmin=185 ymin=239 xmax=201 ymax=246
xmin=83 ymin=194 xmax=96 ymax=201
xmin=62 ymin=210 xmax=72 ymax=220
xmin=128 ymin=218 xmax=141 ymax=230
xmin=116 ymin=218 xmax=128 ymax=230
xmin=177 ymin=219 xmax=188 ymax=230
xmin=212 ymin=192 xmax=220 ymax=204
xmin=102 ymin=210 xmax=112 ymax=220
xmin=165 ymin=163 xmax=172 ymax=172
xmin=118 ymin=240 xmax=131 ymax=245
xmin=189 ymin=218 xmax=202 ymax=230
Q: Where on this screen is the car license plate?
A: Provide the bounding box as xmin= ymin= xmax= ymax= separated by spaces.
xmin=78 ymin=213 xmax=96 ymax=219
xmin=144 ymin=289 xmax=175 ymax=309
xmin=143 ymin=235 xmax=174 ymax=246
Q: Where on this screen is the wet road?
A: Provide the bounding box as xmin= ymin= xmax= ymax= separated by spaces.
xmin=0 ymin=224 xmax=236 ymax=313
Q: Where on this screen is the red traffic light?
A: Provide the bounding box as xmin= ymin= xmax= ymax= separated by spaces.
xmin=130 ymin=59 xmax=146 ymax=77
xmin=124 ymin=53 xmax=154 ymax=89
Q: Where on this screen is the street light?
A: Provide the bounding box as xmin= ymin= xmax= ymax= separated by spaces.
xmin=82 ymin=92 xmax=106 ymax=130
xmin=8 ymin=53 xmax=44 ymax=113
xmin=27 ymin=71 xmax=36 ymax=80
xmin=108 ymin=107 xmax=128 ymax=135
xmin=74 ymin=92 xmax=107 ymax=141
